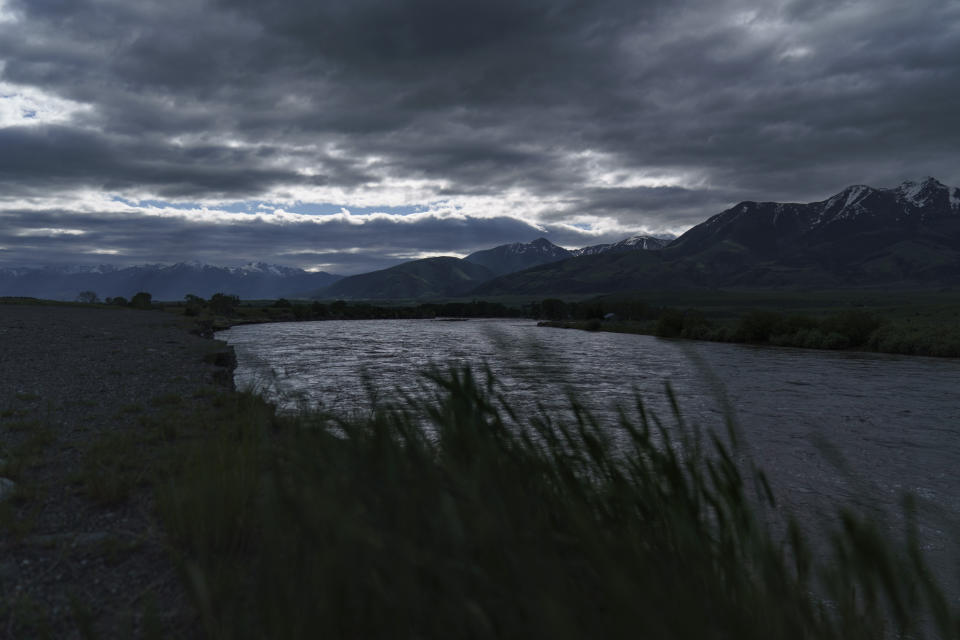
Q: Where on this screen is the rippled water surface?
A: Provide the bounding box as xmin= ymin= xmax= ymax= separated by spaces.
xmin=220 ymin=318 xmax=960 ymax=574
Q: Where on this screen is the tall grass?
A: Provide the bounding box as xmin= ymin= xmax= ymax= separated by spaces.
xmin=158 ymin=365 xmax=958 ymax=639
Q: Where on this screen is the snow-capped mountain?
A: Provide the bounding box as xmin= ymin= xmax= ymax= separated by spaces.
xmin=46 ymin=264 xmax=122 ymax=275
xmin=672 ymin=177 xmax=960 ymax=261
xmin=463 ymin=237 xmax=574 ymax=277
xmin=225 ymin=261 xmax=307 ymax=277
xmin=464 ymin=235 xmax=669 ymax=277
xmin=0 ymin=262 xmax=342 ymax=301
xmin=658 ymin=176 xmax=960 ymax=285
xmin=574 ymin=235 xmax=670 ymax=256
xmin=896 ymin=178 xmax=960 ymax=210
xmin=474 ymin=177 xmax=960 ymax=295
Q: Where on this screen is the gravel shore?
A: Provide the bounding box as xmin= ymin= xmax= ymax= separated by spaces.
xmin=0 ymin=303 xmax=235 ymax=638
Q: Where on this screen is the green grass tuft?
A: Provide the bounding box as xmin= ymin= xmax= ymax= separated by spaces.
xmin=158 ymin=365 xmax=959 ymax=639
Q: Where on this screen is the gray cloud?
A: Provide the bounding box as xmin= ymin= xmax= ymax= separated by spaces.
xmin=0 ymin=207 xmax=608 ymax=273
xmin=0 ymin=0 xmax=958 ymax=269
xmin=0 ymin=125 xmax=356 ymax=197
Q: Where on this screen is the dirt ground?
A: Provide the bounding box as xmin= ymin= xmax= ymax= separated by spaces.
xmin=0 ymin=304 xmax=234 ymax=638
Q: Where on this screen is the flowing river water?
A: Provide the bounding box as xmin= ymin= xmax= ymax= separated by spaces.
xmin=219 ymin=318 xmax=960 ymax=592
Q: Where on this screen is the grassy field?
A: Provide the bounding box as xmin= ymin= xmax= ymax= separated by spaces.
xmin=157 ymin=364 xmax=958 ymax=639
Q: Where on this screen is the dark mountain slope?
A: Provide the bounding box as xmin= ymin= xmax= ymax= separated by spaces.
xmin=317 ymin=257 xmax=495 ymax=300
xmin=470 ymin=250 xmax=692 ymax=296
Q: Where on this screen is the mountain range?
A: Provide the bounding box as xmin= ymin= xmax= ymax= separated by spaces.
xmin=666 ymin=177 xmax=960 ymax=286
xmin=474 ymin=177 xmax=960 ymax=296
xmin=315 ymin=234 xmax=670 ymax=299
xmin=461 ymin=235 xmax=670 ymax=277
xmin=4 ymin=178 xmax=958 ymax=301
xmin=0 ymin=233 xmax=668 ymax=301
xmin=0 ymin=262 xmax=342 ymax=301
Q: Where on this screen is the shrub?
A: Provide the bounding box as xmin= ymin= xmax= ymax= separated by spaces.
xmin=209 ymin=293 xmax=240 ymax=315
xmin=184 ymin=294 xmax=205 ymax=317
xmin=291 ymin=305 xmax=311 ymax=320
xmin=540 ymin=298 xmax=567 ymax=321
xmin=823 ymin=310 xmax=881 ymax=347
xmin=787 ymin=313 xmax=818 ymax=330
xmin=678 ymin=309 xmax=709 ymax=338
xmin=768 ymin=332 xmax=795 ymax=347
xmin=655 ymin=308 xmax=685 ymax=337
xmin=736 ymin=311 xmax=785 ymax=342
xmin=823 ymin=331 xmax=850 ymax=350
xmin=577 ymin=302 xmax=605 ymax=320
xmin=129 ymin=292 xmax=153 ymax=310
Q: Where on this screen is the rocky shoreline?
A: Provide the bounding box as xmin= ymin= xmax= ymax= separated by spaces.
xmin=0 ymin=304 xmax=236 ymax=638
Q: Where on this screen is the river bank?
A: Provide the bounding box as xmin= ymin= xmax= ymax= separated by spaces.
xmin=155 ymin=288 xmax=960 ymax=360
xmin=538 ymin=308 xmax=960 ymax=358
xmin=0 ymin=304 xmax=236 ymax=638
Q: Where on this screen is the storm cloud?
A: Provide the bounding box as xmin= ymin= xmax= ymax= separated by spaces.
xmin=0 ymin=0 xmax=958 ymax=272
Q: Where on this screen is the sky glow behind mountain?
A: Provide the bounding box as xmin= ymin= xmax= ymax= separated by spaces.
xmin=1 ymin=0 xmax=958 ymax=273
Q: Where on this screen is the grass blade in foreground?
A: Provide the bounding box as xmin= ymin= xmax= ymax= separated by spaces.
xmin=159 ymin=365 xmax=959 ymax=639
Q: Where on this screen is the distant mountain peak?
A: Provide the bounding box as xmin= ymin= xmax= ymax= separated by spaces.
xmin=176 ymin=259 xmax=207 ymax=269
xmin=464 ymin=238 xmax=572 ymax=276
xmin=815 ymin=184 xmax=878 ymax=223
xmin=228 ymin=261 xmax=299 ymax=276
xmin=50 ymin=263 xmax=119 ymax=275
xmin=573 ymin=234 xmax=669 ymax=257
xmin=899 ymin=176 xmax=942 ymax=189
xmin=508 ymin=238 xmax=566 ymax=255
xmin=893 ymin=177 xmax=949 ymax=208
xmin=616 ymin=235 xmax=668 ymax=249
xmin=530 ymin=237 xmax=557 ymax=247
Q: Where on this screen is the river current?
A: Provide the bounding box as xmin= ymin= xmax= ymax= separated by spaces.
xmin=219 ymin=318 xmax=960 ymax=581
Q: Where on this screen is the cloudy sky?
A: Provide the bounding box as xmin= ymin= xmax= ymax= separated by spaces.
xmin=0 ymin=0 xmax=958 ymax=273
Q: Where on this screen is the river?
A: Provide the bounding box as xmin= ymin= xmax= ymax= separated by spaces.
xmin=219 ymin=318 xmax=960 ymax=587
